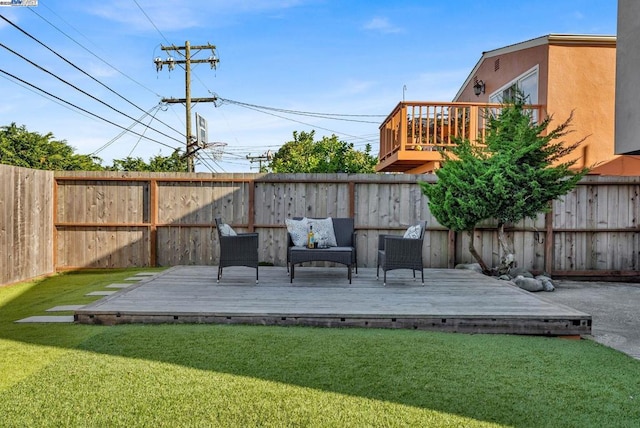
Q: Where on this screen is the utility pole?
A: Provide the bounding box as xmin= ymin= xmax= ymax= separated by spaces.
xmin=246 ymin=150 xmax=273 ymax=171
xmin=154 ymin=41 xmax=219 ymax=172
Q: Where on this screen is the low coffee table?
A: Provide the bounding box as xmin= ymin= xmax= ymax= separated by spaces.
xmin=289 ymin=246 xmax=355 ymax=284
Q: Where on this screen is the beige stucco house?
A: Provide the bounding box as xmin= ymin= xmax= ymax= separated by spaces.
xmin=377 ymin=34 xmax=636 ymax=175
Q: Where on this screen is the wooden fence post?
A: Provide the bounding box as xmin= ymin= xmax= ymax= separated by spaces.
xmin=544 ymin=208 xmax=554 ymax=275
xmin=150 ymin=179 xmax=158 ymax=267
xmin=448 ymin=229 xmax=456 ymax=268
xmin=248 ymin=178 xmax=255 ymax=232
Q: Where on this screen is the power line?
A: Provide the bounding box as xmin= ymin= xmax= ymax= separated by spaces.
xmin=127 ymin=104 xmax=163 ymax=158
xmin=0 ymin=68 xmax=178 ymax=151
xmin=38 ymin=1 xmax=103 ymax=53
xmin=0 ymin=41 xmax=184 ymax=145
xmin=11 ymin=11 xmax=377 ymax=164
xmin=26 ymin=8 xmax=163 ymax=98
xmin=92 ymin=105 xmax=162 ymax=155
xmin=222 ymin=99 xmax=370 ymax=142
xmin=211 ymin=96 xmax=382 ymax=151
xmin=132 ymin=0 xmax=172 ymax=46
xmin=1 ymin=14 xmax=184 ymax=138
xmin=218 ymin=97 xmax=386 ymax=122
xmin=0 ymin=72 xmax=97 ymax=123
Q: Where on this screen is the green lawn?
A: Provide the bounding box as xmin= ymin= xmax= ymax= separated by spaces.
xmin=1 ymin=270 xmax=638 ymax=427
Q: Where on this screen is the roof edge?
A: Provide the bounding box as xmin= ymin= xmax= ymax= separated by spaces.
xmin=453 ymin=34 xmax=616 ymax=101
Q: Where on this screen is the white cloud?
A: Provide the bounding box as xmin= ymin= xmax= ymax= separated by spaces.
xmin=362 ymin=17 xmax=403 ymax=34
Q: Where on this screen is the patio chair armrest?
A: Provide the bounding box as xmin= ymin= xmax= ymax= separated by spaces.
xmin=220 ymin=233 xmax=259 ymax=247
xmin=378 ymin=234 xmax=395 ymax=251
xmin=237 ymin=232 xmax=259 ymax=238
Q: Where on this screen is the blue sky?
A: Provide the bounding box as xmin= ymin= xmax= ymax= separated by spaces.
xmin=1 ymin=0 xmax=617 ymax=172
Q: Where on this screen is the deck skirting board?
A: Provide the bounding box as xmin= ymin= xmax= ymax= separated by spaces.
xmin=74 ymin=312 xmax=591 ymax=335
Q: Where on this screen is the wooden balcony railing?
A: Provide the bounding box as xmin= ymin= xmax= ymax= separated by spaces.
xmin=377 ymin=102 xmax=544 ymax=173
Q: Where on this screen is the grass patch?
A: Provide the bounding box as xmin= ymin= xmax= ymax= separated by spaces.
xmin=1 ymin=269 xmax=638 ymax=427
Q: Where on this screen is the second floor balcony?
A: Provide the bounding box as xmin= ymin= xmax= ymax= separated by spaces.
xmin=377 ymin=102 xmax=545 ymax=173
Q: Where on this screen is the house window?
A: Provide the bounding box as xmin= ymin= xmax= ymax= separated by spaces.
xmin=490 ymin=66 xmax=539 ymax=104
xmin=498 ymin=84 xmax=518 ymax=103
xmin=489 ymin=66 xmax=539 ymax=121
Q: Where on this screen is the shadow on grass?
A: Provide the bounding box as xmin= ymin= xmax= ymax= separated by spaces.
xmin=1 ymin=270 xmax=639 ymax=427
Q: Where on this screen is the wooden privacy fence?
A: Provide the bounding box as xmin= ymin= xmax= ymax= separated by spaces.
xmin=51 ymin=171 xmax=640 ymax=279
xmin=0 ymin=164 xmax=53 ymax=286
xmin=2 ymin=165 xmax=640 ymax=285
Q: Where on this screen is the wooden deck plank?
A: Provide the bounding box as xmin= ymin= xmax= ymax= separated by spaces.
xmin=75 ymin=266 xmax=591 ymax=335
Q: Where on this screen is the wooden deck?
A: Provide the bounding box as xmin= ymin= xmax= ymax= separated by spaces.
xmin=74 ymin=266 xmax=592 ymax=336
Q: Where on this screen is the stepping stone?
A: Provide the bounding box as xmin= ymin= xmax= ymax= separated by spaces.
xmin=46 ymin=305 xmax=85 ymax=312
xmin=15 ymin=316 xmax=74 ymax=323
xmin=86 ymin=291 xmax=117 ymax=296
xmin=106 ymin=283 xmax=132 ymax=289
xmin=124 ymin=277 xmax=145 ymax=281
xmin=134 ymin=272 xmax=157 ymax=277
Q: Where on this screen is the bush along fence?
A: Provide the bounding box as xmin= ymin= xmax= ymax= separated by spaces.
xmin=2 ymin=164 xmax=640 ymax=285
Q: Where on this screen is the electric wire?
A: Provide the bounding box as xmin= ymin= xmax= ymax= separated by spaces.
xmin=92 ymin=106 xmax=160 ymax=155
xmin=143 ymin=14 xmax=379 ymax=162
xmin=0 ymin=68 xmax=178 ymax=151
xmin=1 ymin=14 xmax=184 ymax=138
xmin=25 ymin=8 xmax=163 ymax=98
xmin=0 ymin=72 xmax=97 ymax=123
xmin=0 ymin=42 xmax=184 ymax=145
xmin=218 ymin=97 xmax=385 ymax=123
xmin=220 ymin=99 xmax=370 ymax=142
xmin=132 ymin=0 xmax=172 ymax=46
xmin=38 ymin=1 xmax=102 ymax=53
xmin=196 ymin=151 xmax=222 ymax=173
xmin=127 ymin=104 xmax=163 ymax=158
xmin=6 ymin=10 xmax=381 ymax=168
xmin=127 ymin=2 xmax=227 ymax=166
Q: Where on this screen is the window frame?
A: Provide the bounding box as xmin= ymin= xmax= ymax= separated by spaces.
xmin=489 ymin=65 xmax=539 ymax=105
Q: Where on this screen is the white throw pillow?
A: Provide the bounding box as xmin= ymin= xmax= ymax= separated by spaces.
xmin=219 ymin=223 xmax=237 ymax=237
xmin=307 ymin=217 xmax=338 ymax=247
xmin=285 ymin=217 xmax=309 ymax=247
xmin=403 ymin=224 xmax=422 ymax=239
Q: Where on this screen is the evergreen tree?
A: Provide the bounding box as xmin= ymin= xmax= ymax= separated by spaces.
xmin=421 ymin=93 xmax=588 ymax=273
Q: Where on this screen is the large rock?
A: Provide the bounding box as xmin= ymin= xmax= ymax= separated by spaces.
xmin=454 ymin=263 xmax=483 ymax=274
xmin=535 ymin=275 xmax=555 ymax=292
xmin=513 ymin=275 xmax=544 ymax=292
xmin=509 ymin=267 xmax=534 ymax=278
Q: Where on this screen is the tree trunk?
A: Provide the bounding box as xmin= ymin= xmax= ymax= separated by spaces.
xmin=497 ymin=222 xmax=515 ymax=275
xmin=466 ymin=230 xmax=491 ymax=274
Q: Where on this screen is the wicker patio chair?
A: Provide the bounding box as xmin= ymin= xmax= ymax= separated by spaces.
xmin=214 ymin=218 xmax=259 ymax=284
xmin=376 ymin=221 xmax=426 ymax=286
